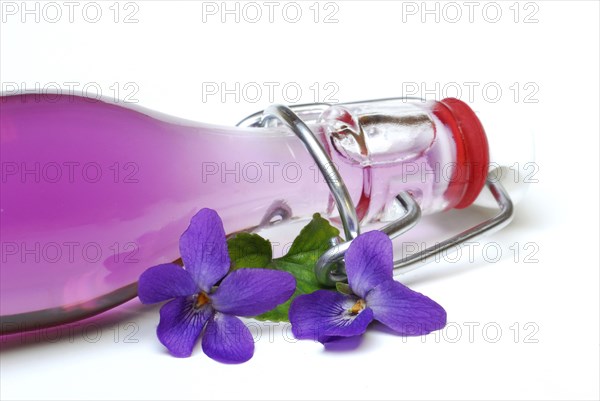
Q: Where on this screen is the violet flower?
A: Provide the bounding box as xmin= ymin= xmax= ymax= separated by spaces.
xmin=289 ymin=231 xmax=446 ymax=343
xmin=138 ymin=209 xmax=295 ymax=363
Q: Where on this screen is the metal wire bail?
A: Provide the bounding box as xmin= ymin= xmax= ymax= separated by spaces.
xmin=238 ymin=102 xmax=515 ymax=287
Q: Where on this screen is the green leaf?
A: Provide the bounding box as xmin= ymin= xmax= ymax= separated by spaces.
xmin=227 ymin=233 xmax=272 ymax=270
xmin=255 ymin=214 xmax=340 ymax=322
xmin=336 ymin=282 xmax=352 ymax=295
xmin=224 ymin=214 xmax=340 ymax=322
xmin=280 ymin=214 xmax=341 ymax=266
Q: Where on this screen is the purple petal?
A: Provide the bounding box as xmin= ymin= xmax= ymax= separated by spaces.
xmin=289 ymin=290 xmax=374 ymax=343
xmin=321 ymin=335 xmax=364 ymax=350
xmin=157 ymin=297 xmax=213 ymax=357
xmin=202 ymin=313 xmax=254 ymax=364
xmin=179 ymin=209 xmax=230 ymax=292
xmin=366 ymin=280 xmax=447 ymax=336
xmin=138 ymin=263 xmax=198 ymax=304
xmin=345 ymin=231 xmax=393 ymax=298
xmin=211 ymin=269 xmax=296 ymax=316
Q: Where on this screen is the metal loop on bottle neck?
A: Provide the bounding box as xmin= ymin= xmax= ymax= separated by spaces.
xmin=238 ymin=102 xmax=514 ymax=287
xmin=255 ymin=104 xmax=360 ymax=241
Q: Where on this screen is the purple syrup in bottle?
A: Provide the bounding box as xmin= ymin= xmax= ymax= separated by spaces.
xmin=0 ymin=93 xmax=488 ymax=333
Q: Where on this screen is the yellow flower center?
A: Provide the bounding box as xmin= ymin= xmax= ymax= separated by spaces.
xmin=349 ymin=299 xmax=366 ymax=315
xmin=195 ymin=292 xmax=210 ymax=309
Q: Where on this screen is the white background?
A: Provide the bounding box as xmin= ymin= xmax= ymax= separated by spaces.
xmin=1 ymin=1 xmax=599 ymax=400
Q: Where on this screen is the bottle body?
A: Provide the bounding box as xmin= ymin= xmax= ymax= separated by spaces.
xmin=0 ymin=94 xmax=488 ymax=330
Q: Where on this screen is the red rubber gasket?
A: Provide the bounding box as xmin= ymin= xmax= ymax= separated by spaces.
xmin=434 ymin=98 xmax=489 ymax=209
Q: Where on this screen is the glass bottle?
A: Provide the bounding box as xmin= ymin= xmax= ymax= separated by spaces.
xmin=0 ymin=93 xmax=491 ymax=332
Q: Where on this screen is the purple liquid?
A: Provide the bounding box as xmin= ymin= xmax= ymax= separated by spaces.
xmin=0 ymin=94 xmax=461 ymax=332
